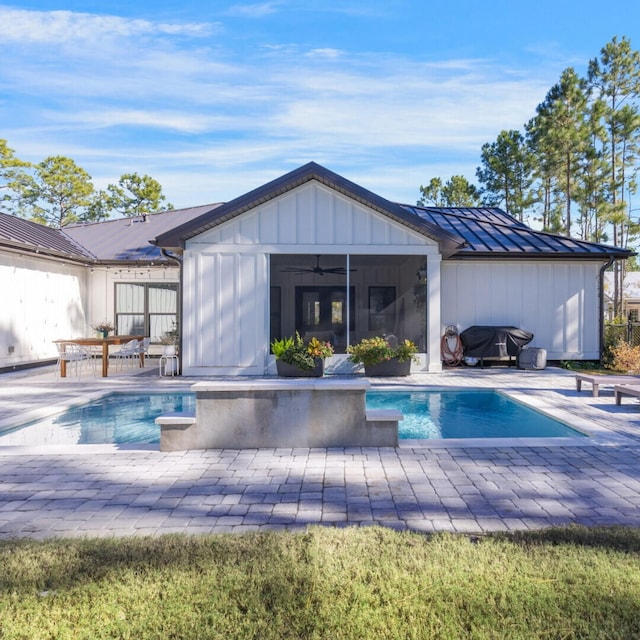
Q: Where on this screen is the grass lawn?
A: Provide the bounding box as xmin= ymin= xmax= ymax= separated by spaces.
xmin=1 ymin=525 xmax=640 ymax=639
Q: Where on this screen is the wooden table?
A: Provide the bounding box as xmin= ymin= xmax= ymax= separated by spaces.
xmin=56 ymin=335 xmax=143 ymax=377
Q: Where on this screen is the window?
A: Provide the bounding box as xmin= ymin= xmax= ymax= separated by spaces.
xmin=114 ymin=283 xmax=178 ymax=342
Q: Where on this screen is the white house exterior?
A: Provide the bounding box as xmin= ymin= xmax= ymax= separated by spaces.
xmin=0 ymin=162 xmax=631 ymax=373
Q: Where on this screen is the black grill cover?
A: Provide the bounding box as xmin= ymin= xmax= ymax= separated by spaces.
xmin=460 ymin=326 xmax=534 ymax=358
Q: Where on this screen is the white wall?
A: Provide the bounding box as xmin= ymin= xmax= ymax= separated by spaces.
xmin=441 ymin=260 xmax=602 ymax=360
xmin=0 ymin=251 xmax=88 ymax=368
xmin=183 ymin=181 xmax=440 ymax=375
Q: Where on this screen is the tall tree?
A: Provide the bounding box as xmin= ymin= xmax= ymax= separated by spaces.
xmin=417 ymin=175 xmax=481 ymax=207
xmin=104 ymin=173 xmax=172 ymax=217
xmin=476 ymin=129 xmax=534 ymax=221
xmin=588 ymin=36 xmax=640 ymax=315
xmin=527 ymin=68 xmax=591 ymax=236
xmin=12 ymin=156 xmax=95 ymax=228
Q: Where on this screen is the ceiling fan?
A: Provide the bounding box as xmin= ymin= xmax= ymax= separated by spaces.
xmin=280 ymin=255 xmax=355 ymax=276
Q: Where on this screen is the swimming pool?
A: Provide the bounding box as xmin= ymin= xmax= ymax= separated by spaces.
xmin=0 ymin=389 xmax=585 ymax=447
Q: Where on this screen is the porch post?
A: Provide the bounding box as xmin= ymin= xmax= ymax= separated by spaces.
xmin=426 ymin=255 xmax=442 ymax=372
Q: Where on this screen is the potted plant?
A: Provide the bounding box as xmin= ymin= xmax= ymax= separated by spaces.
xmin=347 ymin=336 xmax=418 ymax=376
xmin=271 ymin=333 xmax=334 ymax=377
xmin=91 ymin=320 xmax=115 ymax=338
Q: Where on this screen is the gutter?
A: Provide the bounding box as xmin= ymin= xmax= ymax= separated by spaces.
xmin=599 ymin=256 xmax=616 ymax=363
xmin=160 ymin=248 xmax=184 ymax=374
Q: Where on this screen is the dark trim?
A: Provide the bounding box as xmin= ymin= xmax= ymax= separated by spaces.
xmin=152 ymin=162 xmax=464 ymax=257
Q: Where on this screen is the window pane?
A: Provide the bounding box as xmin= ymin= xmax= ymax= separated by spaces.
xmin=117 ymin=315 xmax=145 ymax=335
xmin=115 ymin=284 xmax=145 ymax=313
xmin=150 ymin=314 xmax=177 ymax=342
xmin=149 ymin=284 xmax=178 ymax=313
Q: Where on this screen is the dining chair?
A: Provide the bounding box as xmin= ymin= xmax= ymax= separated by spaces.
xmin=110 ymin=339 xmax=142 ymax=371
xmin=133 ymin=337 xmax=152 ymax=367
xmin=54 ymin=341 xmax=96 ymax=379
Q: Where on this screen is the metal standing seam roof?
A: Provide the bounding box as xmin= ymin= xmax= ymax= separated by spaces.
xmin=151 ymin=162 xmax=464 ymax=257
xmin=403 ymin=205 xmax=633 ymax=259
xmin=61 ymin=204 xmax=222 ymax=263
xmin=0 ymin=211 xmax=91 ymax=260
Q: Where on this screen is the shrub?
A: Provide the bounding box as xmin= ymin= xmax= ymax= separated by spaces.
xmin=606 ymin=339 xmax=640 ymax=373
xmin=271 ymin=333 xmax=334 ymax=371
xmin=346 ymin=336 xmax=418 ymax=366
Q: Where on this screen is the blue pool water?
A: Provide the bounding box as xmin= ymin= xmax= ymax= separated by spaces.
xmin=0 ymin=390 xmax=584 ymax=446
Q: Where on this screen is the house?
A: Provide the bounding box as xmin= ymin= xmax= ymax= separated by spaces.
xmin=0 ymin=162 xmax=632 ymax=373
xmin=603 ymin=272 xmax=640 ymax=322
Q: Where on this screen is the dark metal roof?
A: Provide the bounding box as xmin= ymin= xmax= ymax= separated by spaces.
xmin=152 ymin=162 xmax=464 ymax=257
xmin=62 ymin=204 xmax=222 ymax=263
xmin=0 ymin=211 xmax=91 ymax=260
xmin=402 ymin=205 xmax=633 ymax=260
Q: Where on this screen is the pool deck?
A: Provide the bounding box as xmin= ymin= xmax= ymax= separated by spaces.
xmin=2 ymin=361 xmax=640 ymax=538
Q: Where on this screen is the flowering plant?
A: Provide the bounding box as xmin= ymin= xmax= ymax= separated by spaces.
xmin=271 ymin=333 xmax=334 ymax=371
xmin=91 ymin=320 xmax=115 ymax=333
xmin=347 ymin=336 xmax=418 ymax=366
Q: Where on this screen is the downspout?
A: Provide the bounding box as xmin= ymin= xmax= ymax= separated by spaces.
xmin=161 ymin=248 xmax=184 ymax=374
xmin=599 ymin=256 xmax=615 ymax=363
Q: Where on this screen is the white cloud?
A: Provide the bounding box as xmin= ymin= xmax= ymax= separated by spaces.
xmin=225 ymin=3 xmax=282 ymax=18
xmin=0 ymin=7 xmax=216 ymax=43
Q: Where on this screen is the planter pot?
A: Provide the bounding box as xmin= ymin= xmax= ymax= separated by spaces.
xmin=364 ymin=358 xmax=411 ymax=377
xmin=100 ymin=330 xmax=109 ymax=338
xmin=276 ymin=358 xmax=324 ymax=377
xmin=162 ymin=345 xmax=176 ymax=356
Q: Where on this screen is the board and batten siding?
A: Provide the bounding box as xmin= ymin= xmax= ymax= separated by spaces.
xmin=441 ymin=260 xmax=602 ymax=360
xmin=183 ymin=181 xmax=440 ymax=375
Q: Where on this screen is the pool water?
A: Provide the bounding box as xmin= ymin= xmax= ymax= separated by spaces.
xmin=367 ymin=390 xmax=584 ymax=440
xmin=0 ymin=389 xmax=584 ymax=447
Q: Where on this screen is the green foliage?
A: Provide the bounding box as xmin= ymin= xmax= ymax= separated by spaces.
xmin=417 ymin=175 xmax=482 ymax=207
xmin=476 ymin=129 xmax=536 ymax=222
xmin=0 ymin=139 xmax=30 ymax=210
xmin=3 ymin=526 xmax=640 ymax=639
xmin=12 ymin=155 xmax=95 ymax=228
xmin=104 ymin=172 xmax=172 ymax=217
xmin=347 ymin=336 xmax=418 ymax=366
xmin=271 ymin=333 xmax=334 ymax=371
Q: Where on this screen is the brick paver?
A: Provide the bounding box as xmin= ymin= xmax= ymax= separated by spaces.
xmin=1 ymin=365 xmax=640 ymax=538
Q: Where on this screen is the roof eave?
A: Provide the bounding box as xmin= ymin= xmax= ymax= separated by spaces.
xmin=153 ymin=163 xmax=464 ymax=254
xmin=0 ymin=238 xmax=93 ymax=264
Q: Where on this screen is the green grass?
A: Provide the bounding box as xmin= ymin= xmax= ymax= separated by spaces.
xmin=2 ymin=526 xmax=640 ymax=639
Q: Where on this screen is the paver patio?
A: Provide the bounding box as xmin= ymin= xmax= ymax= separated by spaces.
xmin=1 ymin=363 xmax=640 ymax=539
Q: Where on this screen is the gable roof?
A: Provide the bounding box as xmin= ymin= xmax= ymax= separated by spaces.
xmin=152 ymin=162 xmax=464 ymax=257
xmin=402 ymin=205 xmax=633 ymax=260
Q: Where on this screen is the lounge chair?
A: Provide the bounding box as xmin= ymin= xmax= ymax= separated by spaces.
xmin=614 ymin=384 xmax=640 ymax=405
xmin=575 ymin=372 xmax=640 ymax=397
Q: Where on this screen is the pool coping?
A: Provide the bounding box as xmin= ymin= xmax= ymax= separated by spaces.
xmin=0 ymin=373 xmax=637 ymax=453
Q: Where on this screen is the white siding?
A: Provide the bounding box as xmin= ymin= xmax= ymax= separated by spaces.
xmin=0 ymin=252 xmax=88 ymax=367
xmin=183 ymin=181 xmax=440 ymax=374
xmin=441 ymin=260 xmax=601 ymax=359
xmin=188 ymin=182 xmax=432 ymax=251
xmin=183 ymin=251 xmax=267 ymax=375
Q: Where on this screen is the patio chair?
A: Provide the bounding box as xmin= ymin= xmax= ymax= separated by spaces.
xmin=110 ymin=339 xmax=142 ymax=371
xmin=54 ymin=341 xmax=96 ymax=379
xmin=133 ymin=337 xmax=151 ymax=368
xmin=575 ymin=372 xmax=640 ymax=398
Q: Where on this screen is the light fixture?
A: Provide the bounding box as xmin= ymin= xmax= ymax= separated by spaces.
xmin=416 ymin=268 xmax=427 ymax=285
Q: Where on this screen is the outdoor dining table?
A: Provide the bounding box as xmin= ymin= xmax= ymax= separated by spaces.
xmin=55 ymin=335 xmax=143 ymax=377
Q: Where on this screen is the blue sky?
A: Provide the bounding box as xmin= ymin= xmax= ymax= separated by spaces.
xmin=2 ymin=1 xmax=640 ymax=209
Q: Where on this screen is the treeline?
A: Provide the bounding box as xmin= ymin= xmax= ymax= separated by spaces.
xmin=0 ymin=140 xmax=172 ymax=228
xmin=419 ymin=36 xmax=640 ymax=252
